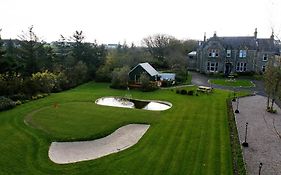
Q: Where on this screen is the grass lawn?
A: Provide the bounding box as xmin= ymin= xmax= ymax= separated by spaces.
xmin=0 ymin=82 xmax=233 ymax=174
xmin=210 ymin=79 xmax=254 ymax=87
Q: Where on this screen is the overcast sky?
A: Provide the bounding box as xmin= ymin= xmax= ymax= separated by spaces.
xmin=1 ymin=0 xmax=281 ymax=45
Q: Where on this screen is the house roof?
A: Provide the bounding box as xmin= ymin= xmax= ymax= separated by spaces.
xmin=218 ymin=36 xmax=258 ymax=50
xmin=257 ymin=39 xmax=279 ymax=53
xmin=130 ymin=62 xmax=159 ymax=77
xmin=200 ymin=34 xmax=280 ymax=53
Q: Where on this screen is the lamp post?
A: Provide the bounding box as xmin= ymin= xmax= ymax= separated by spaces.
xmin=258 ymin=162 xmax=263 ymax=175
xmin=235 ymin=97 xmax=239 ymax=113
xmin=242 ymin=122 xmax=249 ymax=147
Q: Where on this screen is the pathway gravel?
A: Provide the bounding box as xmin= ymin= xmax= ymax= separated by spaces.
xmin=233 ymin=95 xmax=281 ymax=175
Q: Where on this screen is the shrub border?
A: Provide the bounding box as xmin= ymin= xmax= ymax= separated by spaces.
xmin=226 ymin=99 xmax=247 ymax=175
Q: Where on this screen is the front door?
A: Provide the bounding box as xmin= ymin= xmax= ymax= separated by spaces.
xmin=225 ymin=63 xmax=232 ymax=76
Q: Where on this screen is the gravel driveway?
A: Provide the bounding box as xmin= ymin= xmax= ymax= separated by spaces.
xmin=233 ymin=95 xmax=281 ymax=175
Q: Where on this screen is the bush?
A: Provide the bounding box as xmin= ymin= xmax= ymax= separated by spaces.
xmin=180 ymin=89 xmax=187 ymax=95
xmin=22 ymin=77 xmax=39 ymax=96
xmin=187 ymin=90 xmax=194 ymax=96
xmin=15 ymin=100 xmax=22 ymax=105
xmin=31 ymin=70 xmax=57 ymax=93
xmin=141 ymin=82 xmax=158 ymax=92
xmin=110 ymin=66 xmax=130 ymax=89
xmin=9 ymin=94 xmax=28 ymax=101
xmin=53 ymin=72 xmax=69 ymax=92
xmin=161 ymin=80 xmax=173 ymax=87
xmin=95 ymin=66 xmax=111 ymax=82
xmin=176 ymin=89 xmax=180 ymax=94
xmin=138 ymin=72 xmax=158 ymax=92
xmin=0 ymin=72 xmax=23 ymax=96
xmin=0 ymin=97 xmax=16 ymax=111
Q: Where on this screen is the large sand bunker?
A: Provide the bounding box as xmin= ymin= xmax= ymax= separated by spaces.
xmin=49 ymin=124 xmax=150 ymax=164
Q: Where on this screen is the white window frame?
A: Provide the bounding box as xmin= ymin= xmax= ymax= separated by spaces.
xmin=226 ymin=50 xmax=231 ymax=57
xmin=236 ymin=62 xmax=247 ymax=72
xmin=239 ymin=50 xmax=247 ymax=58
xmin=263 ymin=54 xmax=268 ymax=61
xmin=207 ymin=62 xmax=218 ymax=72
xmin=208 ymin=49 xmax=219 ymax=58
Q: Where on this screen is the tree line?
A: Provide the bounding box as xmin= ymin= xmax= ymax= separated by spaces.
xmin=0 ymin=27 xmax=197 ymax=108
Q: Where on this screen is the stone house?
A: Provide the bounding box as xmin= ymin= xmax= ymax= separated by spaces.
xmin=194 ymin=29 xmax=280 ymax=75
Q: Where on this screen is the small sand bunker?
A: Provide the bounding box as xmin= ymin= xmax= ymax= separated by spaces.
xmin=49 ymin=124 xmax=150 ymax=164
xmin=143 ymin=101 xmax=171 ymax=111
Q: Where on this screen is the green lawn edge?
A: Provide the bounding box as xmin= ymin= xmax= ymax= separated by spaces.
xmin=210 ymin=79 xmax=254 ymax=87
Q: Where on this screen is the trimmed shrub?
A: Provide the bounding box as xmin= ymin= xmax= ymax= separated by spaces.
xmin=180 ymin=89 xmax=187 ymax=95
xmin=161 ymin=80 xmax=173 ymax=87
xmin=0 ymin=97 xmax=16 ymax=111
xmin=187 ymin=90 xmax=194 ymax=96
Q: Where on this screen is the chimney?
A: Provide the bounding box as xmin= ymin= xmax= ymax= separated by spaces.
xmin=204 ymin=32 xmax=206 ymax=42
xmin=213 ymin=31 xmax=217 ymax=37
xmin=254 ymin=28 xmax=257 ymax=39
xmin=270 ymin=30 xmax=274 ymax=40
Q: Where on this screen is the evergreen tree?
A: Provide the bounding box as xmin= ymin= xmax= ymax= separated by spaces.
xmin=0 ymin=29 xmax=7 ymax=73
xmin=18 ymin=26 xmax=44 ymax=75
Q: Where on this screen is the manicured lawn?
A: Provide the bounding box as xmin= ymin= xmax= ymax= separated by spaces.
xmin=210 ymin=79 xmax=254 ymax=87
xmin=0 ymin=82 xmax=233 ymax=175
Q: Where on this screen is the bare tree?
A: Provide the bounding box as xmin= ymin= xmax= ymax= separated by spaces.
xmin=264 ymin=56 xmax=281 ymax=112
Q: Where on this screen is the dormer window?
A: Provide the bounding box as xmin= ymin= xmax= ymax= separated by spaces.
xmin=208 ymin=49 xmax=219 ymax=57
xmin=226 ymin=50 xmax=231 ymax=57
xmin=239 ymin=50 xmax=247 ymax=58
xmin=263 ymin=54 xmax=268 ymax=61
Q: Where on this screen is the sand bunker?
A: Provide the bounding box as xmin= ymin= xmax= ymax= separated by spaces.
xmin=49 ymin=124 xmax=150 ymax=164
xmin=95 ymin=97 xmax=172 ymax=111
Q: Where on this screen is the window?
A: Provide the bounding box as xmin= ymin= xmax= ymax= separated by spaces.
xmin=263 ymin=54 xmax=268 ymax=61
xmin=239 ymin=50 xmax=247 ymax=58
xmin=262 ymin=65 xmax=266 ymax=72
xmin=236 ymin=62 xmax=247 ymax=72
xmin=226 ymin=50 xmax=231 ymax=57
xmin=207 ymin=62 xmax=218 ymax=72
xmin=208 ymin=49 xmax=219 ymax=57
